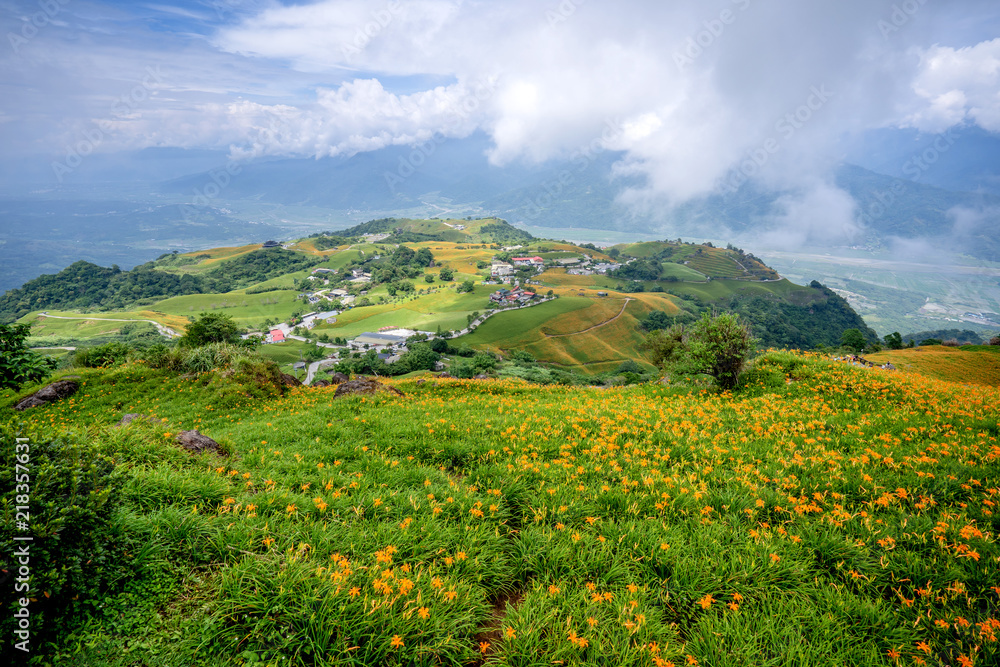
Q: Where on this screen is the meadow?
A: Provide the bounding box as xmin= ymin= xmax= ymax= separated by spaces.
xmin=867 ymin=345 xmax=1000 ymax=387
xmin=3 ymin=351 xmax=997 ymax=666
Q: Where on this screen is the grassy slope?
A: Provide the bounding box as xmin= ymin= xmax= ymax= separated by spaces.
xmin=3 ymin=353 xmax=998 ymax=666
xmin=867 ymin=344 xmax=1000 ymax=386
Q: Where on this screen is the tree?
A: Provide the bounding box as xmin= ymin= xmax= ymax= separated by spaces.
xmin=0 ymin=323 xmax=57 ymax=389
xmin=644 ymin=312 xmax=755 ymax=390
xmin=457 ymin=280 xmax=475 ymax=294
xmin=841 ymin=328 xmax=866 ymax=353
xmin=439 ymin=268 xmax=454 ymax=281
xmin=180 ymin=312 xmax=244 ymax=347
xmin=884 ymin=331 xmax=904 ymax=350
xmin=991 ymin=336 xmax=1000 ymax=346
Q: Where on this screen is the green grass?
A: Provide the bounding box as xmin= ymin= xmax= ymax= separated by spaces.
xmin=2 ymin=352 xmax=998 ymax=666
xmin=461 ymin=297 xmax=594 ymax=346
xmin=152 ymin=291 xmax=302 ymax=327
xmin=660 ymin=263 xmax=709 ymax=282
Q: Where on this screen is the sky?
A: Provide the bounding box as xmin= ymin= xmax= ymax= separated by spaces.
xmin=2 ymin=0 xmax=1000 ymax=235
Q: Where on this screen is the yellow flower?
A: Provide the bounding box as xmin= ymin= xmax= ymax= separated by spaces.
xmin=548 ymin=584 xmax=560 ymax=595
xmin=417 ymin=607 xmax=430 ymax=619
xmin=349 ymin=587 xmax=360 ymax=597
xmin=504 ymin=627 xmax=516 ymax=640
xmin=390 ymin=635 xmax=404 ymax=649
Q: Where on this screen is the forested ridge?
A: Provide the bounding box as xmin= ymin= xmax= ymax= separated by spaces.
xmin=0 ymin=249 xmax=319 ymax=323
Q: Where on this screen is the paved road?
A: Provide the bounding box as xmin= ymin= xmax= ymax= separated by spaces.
xmin=305 ymin=358 xmax=338 ymax=384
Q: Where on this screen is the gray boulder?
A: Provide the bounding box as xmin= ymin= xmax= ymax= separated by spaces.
xmin=334 ymin=378 xmax=405 ymax=399
xmin=14 ymin=380 xmax=79 ymax=411
xmin=176 ymin=430 xmax=224 ymax=455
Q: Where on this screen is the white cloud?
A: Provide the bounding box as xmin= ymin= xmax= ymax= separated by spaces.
xmin=904 ymin=38 xmax=1000 ymax=132
xmin=3 ymin=0 xmax=999 ymax=229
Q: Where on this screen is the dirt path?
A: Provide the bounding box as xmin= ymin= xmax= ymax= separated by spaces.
xmin=543 ymin=298 xmax=633 ymax=338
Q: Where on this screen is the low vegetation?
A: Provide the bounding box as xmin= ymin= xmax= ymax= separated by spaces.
xmin=1 ymin=350 xmax=997 ymax=666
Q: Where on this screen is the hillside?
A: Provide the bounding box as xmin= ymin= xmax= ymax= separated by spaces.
xmin=5 ymin=226 xmax=881 ymax=372
xmin=2 ymin=352 xmax=997 ymax=666
xmin=866 ymin=345 xmax=1000 ymax=387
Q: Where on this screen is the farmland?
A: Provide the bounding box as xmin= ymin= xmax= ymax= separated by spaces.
xmin=867 ymin=345 xmax=1000 ymax=387
xmin=2 ymin=351 xmax=998 ymax=666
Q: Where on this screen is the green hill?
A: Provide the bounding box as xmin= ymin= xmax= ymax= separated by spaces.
xmin=3 ymin=225 xmax=880 ymax=369
xmin=2 ymin=351 xmax=997 ymax=665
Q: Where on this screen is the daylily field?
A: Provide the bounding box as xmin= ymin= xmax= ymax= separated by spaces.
xmin=2 ymin=350 xmax=999 ymax=666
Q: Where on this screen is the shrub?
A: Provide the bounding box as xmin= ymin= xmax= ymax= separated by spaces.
xmin=991 ymin=336 xmax=1000 ymax=346
xmin=644 ymin=312 xmax=756 ymax=390
xmin=179 ymin=312 xmax=244 ymax=348
xmin=74 ymin=342 xmax=133 ymax=368
xmin=0 ymin=426 xmax=124 ymax=647
xmin=0 ymin=323 xmax=56 ymax=389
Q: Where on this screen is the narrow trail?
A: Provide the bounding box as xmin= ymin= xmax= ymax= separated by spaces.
xmin=543 ymin=298 xmax=633 ymax=338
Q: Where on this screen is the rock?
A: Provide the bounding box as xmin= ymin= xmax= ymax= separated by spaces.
xmin=473 ymin=374 xmax=491 ymax=380
xmin=328 ymin=372 xmax=349 ymax=384
xmin=15 ymin=379 xmax=79 ymax=411
xmin=416 ymin=379 xmax=426 ymax=385
xmin=312 ymin=379 xmax=331 ymax=387
xmin=115 ymin=413 xmax=158 ymax=427
xmin=437 ymin=372 xmax=454 ymax=379
xmin=334 ymin=378 xmax=405 ymax=399
xmin=176 ymin=430 xmax=224 ymax=455
xmin=279 ymin=373 xmax=302 ymax=387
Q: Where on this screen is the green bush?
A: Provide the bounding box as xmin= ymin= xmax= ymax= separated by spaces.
xmin=0 ymin=426 xmax=123 ymax=647
xmin=73 ymin=342 xmax=133 ymax=368
xmin=0 ymin=323 xmax=56 ymax=390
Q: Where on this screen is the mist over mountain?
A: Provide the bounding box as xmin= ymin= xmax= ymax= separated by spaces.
xmin=157 ymin=133 xmax=1000 ymax=262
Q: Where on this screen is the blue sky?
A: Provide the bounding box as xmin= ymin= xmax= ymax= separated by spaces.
xmin=2 ymin=0 xmax=1000 ymax=216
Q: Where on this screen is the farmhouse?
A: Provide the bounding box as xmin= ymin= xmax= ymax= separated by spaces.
xmin=268 ymin=329 xmax=285 ymax=343
xmin=489 ymin=287 xmax=536 ymax=305
xmin=491 ymin=262 xmax=514 ymax=277
xmin=348 ymin=328 xmax=420 ymax=351
xmin=511 ymin=256 xmax=544 ymax=267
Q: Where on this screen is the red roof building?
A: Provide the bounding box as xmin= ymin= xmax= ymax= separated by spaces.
xmin=270 ymin=329 xmax=285 ymax=343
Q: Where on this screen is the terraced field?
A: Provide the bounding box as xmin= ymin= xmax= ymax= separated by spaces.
xmin=684 ymin=248 xmax=748 ymax=279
